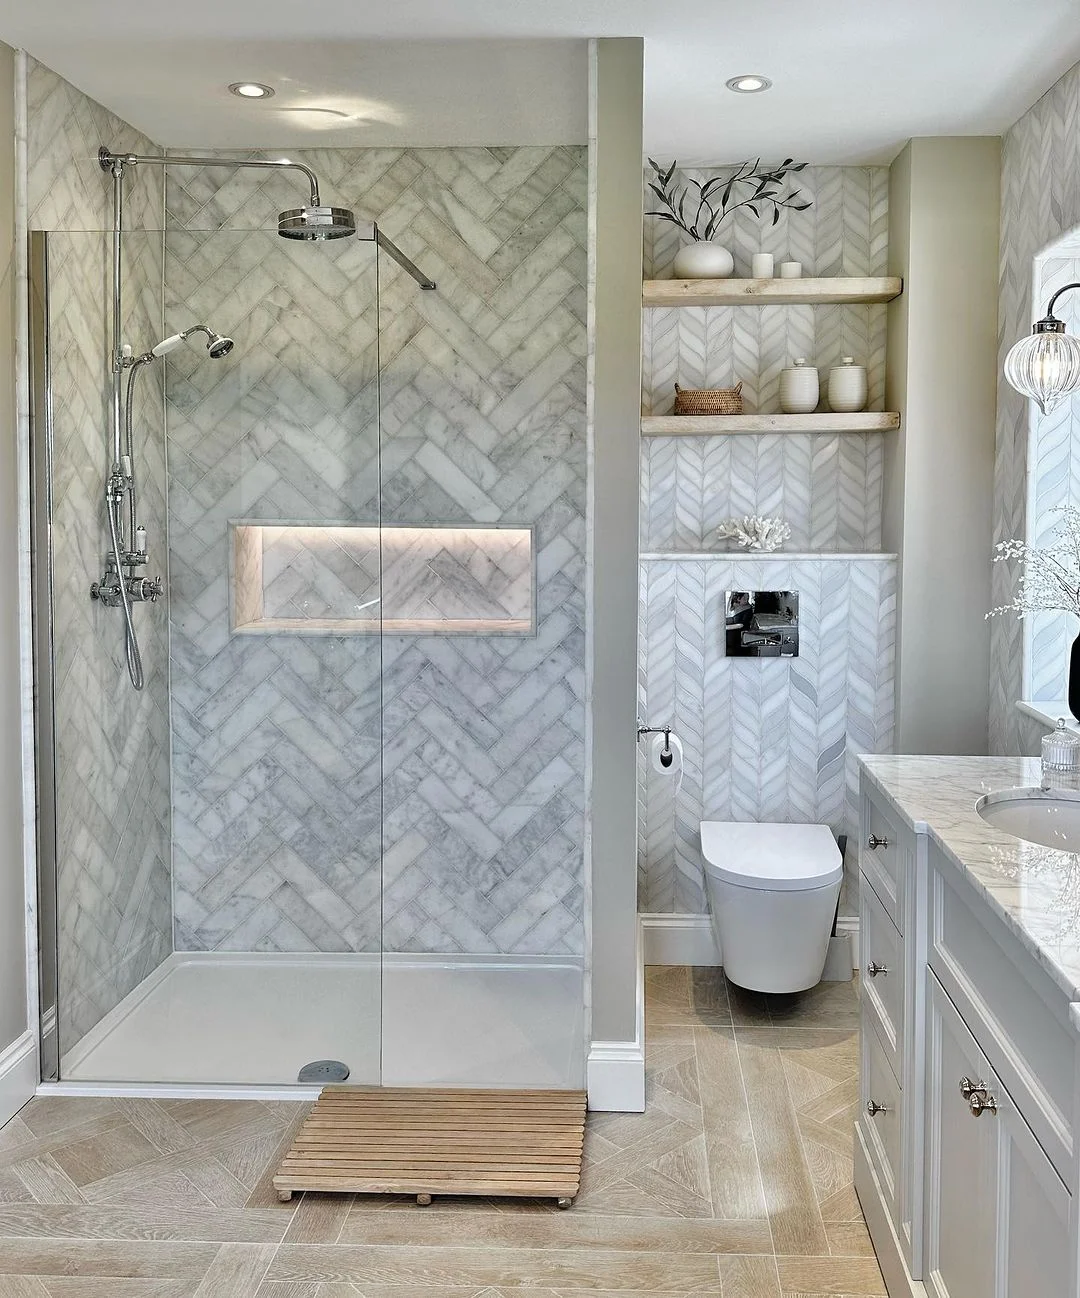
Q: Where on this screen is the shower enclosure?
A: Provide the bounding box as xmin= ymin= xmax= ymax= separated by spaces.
xmin=29 ymin=145 xmax=588 ymax=1093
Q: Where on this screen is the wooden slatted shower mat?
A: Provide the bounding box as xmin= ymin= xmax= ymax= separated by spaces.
xmin=274 ymin=1086 xmax=588 ymax=1206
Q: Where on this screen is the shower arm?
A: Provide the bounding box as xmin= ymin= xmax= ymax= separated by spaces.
xmin=98 ymin=146 xmax=322 ymax=207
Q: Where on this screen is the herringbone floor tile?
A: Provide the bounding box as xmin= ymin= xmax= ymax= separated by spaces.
xmin=0 ymin=969 xmax=882 ymax=1295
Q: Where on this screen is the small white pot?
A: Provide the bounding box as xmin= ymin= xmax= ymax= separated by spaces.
xmin=673 ymin=242 xmax=735 ymax=279
xmin=827 ymin=357 xmax=868 ymax=412
xmin=779 ymin=358 xmax=819 ymax=414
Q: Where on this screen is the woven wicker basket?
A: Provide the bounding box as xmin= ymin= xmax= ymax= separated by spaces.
xmin=673 ymin=381 xmax=743 ymax=416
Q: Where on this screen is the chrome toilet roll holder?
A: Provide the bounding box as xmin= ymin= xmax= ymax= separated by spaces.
xmin=637 ymin=722 xmax=674 ymax=766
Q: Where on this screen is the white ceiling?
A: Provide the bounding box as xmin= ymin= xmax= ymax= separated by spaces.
xmin=1 ymin=0 xmax=1079 ymax=163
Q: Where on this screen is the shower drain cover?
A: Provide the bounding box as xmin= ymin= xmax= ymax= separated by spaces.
xmin=298 ymin=1059 xmax=350 ymax=1084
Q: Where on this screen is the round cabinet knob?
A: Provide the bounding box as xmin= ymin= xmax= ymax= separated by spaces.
xmin=969 ymin=1092 xmax=998 ymax=1118
xmin=866 ymin=1100 xmax=889 ymax=1117
xmin=866 ymin=961 xmax=888 ymax=977
xmin=867 ymin=834 xmax=889 ymax=850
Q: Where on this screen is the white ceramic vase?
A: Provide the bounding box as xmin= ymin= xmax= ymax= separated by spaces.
xmin=673 ymin=241 xmax=734 ymax=279
xmin=779 ymin=358 xmax=819 ymax=414
xmin=827 ymin=357 xmax=868 ymax=412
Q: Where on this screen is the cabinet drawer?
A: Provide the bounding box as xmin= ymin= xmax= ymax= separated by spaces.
xmin=860 ymin=1013 xmax=902 ymax=1229
xmin=860 ymin=792 xmax=904 ymax=932
xmin=928 ymin=844 xmax=1075 ymax=1190
xmin=860 ymin=871 xmax=904 ymax=1082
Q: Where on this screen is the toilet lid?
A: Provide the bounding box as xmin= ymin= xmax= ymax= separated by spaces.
xmin=699 ymin=821 xmax=843 ymax=891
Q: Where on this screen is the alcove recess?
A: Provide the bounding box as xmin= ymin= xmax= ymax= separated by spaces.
xmin=231 ymin=522 xmax=535 ymax=636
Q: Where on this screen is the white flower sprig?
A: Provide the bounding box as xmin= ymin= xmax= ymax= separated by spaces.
xmin=717 ymin=515 xmax=792 ymax=552
xmin=987 ymin=505 xmax=1080 ymax=620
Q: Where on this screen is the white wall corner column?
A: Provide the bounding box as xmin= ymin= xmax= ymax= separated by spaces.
xmin=585 ymin=36 xmax=644 ymax=1112
xmin=884 ymin=137 xmax=1001 ymax=756
xmin=0 ymin=40 xmax=36 ymax=1128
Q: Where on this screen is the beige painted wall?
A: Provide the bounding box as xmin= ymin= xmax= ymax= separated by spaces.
xmin=0 ymin=42 xmax=29 ymax=1061
xmin=587 ymin=37 xmax=643 ymax=1054
xmin=884 ymin=137 xmax=1001 ymax=755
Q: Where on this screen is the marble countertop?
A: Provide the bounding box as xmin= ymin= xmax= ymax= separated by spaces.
xmin=859 ymin=754 xmax=1080 ymax=1003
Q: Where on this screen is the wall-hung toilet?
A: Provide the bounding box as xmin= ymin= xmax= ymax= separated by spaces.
xmin=700 ymin=821 xmax=843 ymax=994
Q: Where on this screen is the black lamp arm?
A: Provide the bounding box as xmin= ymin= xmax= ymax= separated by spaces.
xmin=1042 ymin=281 xmax=1080 ymax=325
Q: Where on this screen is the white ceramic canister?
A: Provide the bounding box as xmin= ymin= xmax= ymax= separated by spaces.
xmin=779 ymin=358 xmax=819 ymax=414
xmin=827 ymin=357 xmax=868 ymax=412
xmin=751 ymin=252 xmax=774 ymax=279
xmin=673 ymin=241 xmax=735 ymax=279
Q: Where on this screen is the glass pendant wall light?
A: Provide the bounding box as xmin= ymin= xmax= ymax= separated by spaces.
xmin=1004 ymin=281 xmax=1080 ymax=415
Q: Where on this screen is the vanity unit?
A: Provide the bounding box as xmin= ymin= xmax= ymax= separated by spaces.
xmin=855 ymin=755 xmax=1080 ymax=1298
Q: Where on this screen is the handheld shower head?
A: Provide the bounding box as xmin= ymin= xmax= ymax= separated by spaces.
xmin=150 ymin=325 xmax=234 ymax=360
xmin=278 ymin=205 xmax=357 ymax=241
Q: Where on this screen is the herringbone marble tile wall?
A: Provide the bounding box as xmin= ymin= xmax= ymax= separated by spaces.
xmin=639 ymin=166 xmax=896 ymax=913
xmin=638 ymin=557 xmax=896 ymax=913
xmin=26 ymin=62 xmax=173 ymax=1054
xmin=27 ymin=58 xmax=162 ymax=232
xmin=992 ymin=61 xmax=1080 ymax=756
xmin=1028 ymin=255 xmax=1080 ymax=703
xmin=165 ymin=147 xmax=586 ymax=956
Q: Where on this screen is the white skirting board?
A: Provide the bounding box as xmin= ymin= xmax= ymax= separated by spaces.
xmin=0 ymin=1030 xmax=37 ymax=1128
xmin=640 ymin=912 xmax=860 ymax=971
xmin=586 ymin=924 xmax=646 ymax=1113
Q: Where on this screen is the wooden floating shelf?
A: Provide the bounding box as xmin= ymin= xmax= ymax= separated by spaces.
xmin=642 ymin=276 xmax=903 ymax=308
xmin=641 ymin=412 xmax=901 ymax=436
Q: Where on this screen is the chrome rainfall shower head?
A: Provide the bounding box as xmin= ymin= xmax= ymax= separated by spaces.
xmin=278 ymin=205 xmax=357 ymax=241
xmin=150 ymin=325 xmax=235 ymax=360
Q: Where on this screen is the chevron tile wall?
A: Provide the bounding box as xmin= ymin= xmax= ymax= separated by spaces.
xmin=26 ymin=62 xmax=173 ymax=1055
xmin=992 ymin=61 xmax=1080 ymax=756
xmin=639 ymin=165 xmax=896 ymax=913
xmin=1027 ymin=256 xmax=1080 ymax=704
xmin=165 ymin=147 xmax=587 ymax=956
xmin=638 ymin=556 xmax=896 ymax=914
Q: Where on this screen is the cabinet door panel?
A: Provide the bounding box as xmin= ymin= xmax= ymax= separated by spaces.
xmin=997 ymin=1075 xmax=1070 ymax=1298
xmin=924 ymin=973 xmax=996 ymax=1298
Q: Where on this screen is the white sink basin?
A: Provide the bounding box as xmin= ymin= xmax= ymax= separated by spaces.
xmin=976 ymin=786 xmax=1080 ymax=853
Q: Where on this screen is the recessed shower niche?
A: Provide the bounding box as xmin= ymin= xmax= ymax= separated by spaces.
xmin=231 ymin=522 xmax=536 ymax=635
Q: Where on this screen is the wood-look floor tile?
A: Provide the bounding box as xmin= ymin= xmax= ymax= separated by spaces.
xmin=253 ymin=1283 xmax=321 ymax=1298
xmin=265 ymin=1244 xmax=723 ymax=1290
xmin=18 ymin=1099 xmax=122 ymax=1139
xmin=0 ymin=1117 xmax=128 ymax=1174
xmin=11 ymin=1155 xmax=85 ymax=1204
xmin=49 ymin=1122 xmax=162 ymax=1190
xmin=644 ymin=967 xmax=692 ymax=1027
xmin=191 ymin=1243 xmax=276 ymax=1297
xmin=688 ymin=969 xmax=730 ymax=1024
xmin=118 ymin=1102 xmax=198 ymax=1157
xmin=42 ymin=1281 xmax=198 ymax=1297
xmin=283 ymin=1193 xmax=354 ymax=1245
xmin=823 ymin=1221 xmax=874 ymax=1258
xmin=717 ymin=1255 xmax=780 ymax=1298
xmin=0 ymin=1278 xmax=50 ymax=1297
xmin=0 ymin=1116 xmax=35 ymax=1152
xmin=0 ymin=1239 xmax=219 ymax=1278
xmin=337 ymin=1211 xmax=771 ymax=1254
xmin=767 ymin=983 xmax=860 ymax=1033
xmin=775 ymin=1256 xmax=886 ymax=1295
xmin=177 ymin=1154 xmax=253 ymax=1210
xmin=724 ymin=983 xmax=772 ymax=1027
xmin=0 ymin=1203 xmax=289 ymax=1242
xmin=156 ymin=1103 xmax=282 ymax=1145
xmin=244 ymin=1110 xmax=311 ymax=1211
xmin=816 ymin=1187 xmax=862 ymax=1222
xmin=693 ymin=1027 xmax=765 ymax=1220
xmin=736 ymin=1036 xmax=828 ymax=1256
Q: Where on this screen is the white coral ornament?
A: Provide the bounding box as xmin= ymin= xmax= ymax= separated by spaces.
xmin=717 ymin=515 xmax=792 ymax=552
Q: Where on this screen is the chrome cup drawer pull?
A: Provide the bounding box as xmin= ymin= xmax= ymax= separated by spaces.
xmin=867 ymin=834 xmax=890 ymax=850
xmin=866 ymin=961 xmax=888 ymax=977
xmin=866 ymin=1100 xmax=890 ymax=1117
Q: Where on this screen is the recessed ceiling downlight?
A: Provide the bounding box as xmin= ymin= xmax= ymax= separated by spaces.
xmin=228 ymin=82 xmax=275 ymax=100
xmin=726 ymin=74 xmax=772 ymax=94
